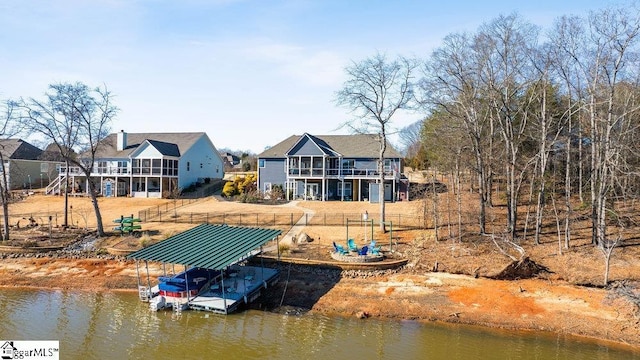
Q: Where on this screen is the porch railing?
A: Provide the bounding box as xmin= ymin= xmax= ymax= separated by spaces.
xmin=288 ymin=168 xmax=397 ymax=178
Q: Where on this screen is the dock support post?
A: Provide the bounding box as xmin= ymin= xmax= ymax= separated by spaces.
xmin=184 ymin=265 xmax=190 ymax=306
xmin=145 ymin=260 xmax=152 ymax=298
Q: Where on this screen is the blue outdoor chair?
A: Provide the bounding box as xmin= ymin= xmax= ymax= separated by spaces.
xmin=347 ymin=238 xmax=358 ymax=252
xmin=358 ymin=245 xmax=369 ymax=256
xmin=333 ymin=241 xmax=348 ymax=255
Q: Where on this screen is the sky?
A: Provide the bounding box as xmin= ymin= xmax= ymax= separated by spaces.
xmin=0 ymin=0 xmax=621 ymax=154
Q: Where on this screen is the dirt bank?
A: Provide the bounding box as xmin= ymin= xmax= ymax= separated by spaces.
xmin=0 ymin=256 xmax=638 ymax=350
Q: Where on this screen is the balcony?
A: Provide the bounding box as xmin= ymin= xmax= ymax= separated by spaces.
xmin=60 ymin=165 xmax=130 ymax=176
xmin=288 ymin=168 xmax=397 ymax=178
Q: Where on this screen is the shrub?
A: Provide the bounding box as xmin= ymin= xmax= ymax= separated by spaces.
xmin=278 ymin=243 xmax=290 ymax=254
xmin=222 ymin=181 xmax=237 ymax=197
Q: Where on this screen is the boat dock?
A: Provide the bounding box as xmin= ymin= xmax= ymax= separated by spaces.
xmin=128 ymin=224 xmax=282 ymax=315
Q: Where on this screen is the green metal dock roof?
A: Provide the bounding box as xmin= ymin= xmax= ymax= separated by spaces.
xmin=127 ymin=224 xmax=281 ymax=270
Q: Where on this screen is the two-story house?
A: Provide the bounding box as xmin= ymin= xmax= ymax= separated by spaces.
xmin=0 ymin=139 xmax=61 ymax=190
xmin=257 ymin=133 xmax=408 ymax=202
xmin=47 ymin=131 xmax=225 ymax=198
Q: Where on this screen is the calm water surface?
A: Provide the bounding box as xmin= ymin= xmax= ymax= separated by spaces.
xmin=0 ymin=289 xmax=638 ymax=360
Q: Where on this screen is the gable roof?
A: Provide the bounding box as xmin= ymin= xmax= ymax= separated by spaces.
xmin=93 ymin=132 xmax=207 ymax=159
xmin=146 ymin=140 xmax=181 ymax=157
xmin=38 ymin=143 xmax=70 ymax=162
xmin=127 ymin=224 xmax=281 ymax=269
xmin=0 ymin=139 xmax=43 ymax=160
xmin=258 ymin=133 xmax=403 ymax=159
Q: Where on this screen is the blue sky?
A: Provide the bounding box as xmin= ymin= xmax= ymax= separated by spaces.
xmin=0 ymin=0 xmax=618 ymax=153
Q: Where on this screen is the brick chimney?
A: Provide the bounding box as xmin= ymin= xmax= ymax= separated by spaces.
xmin=117 ymin=130 xmax=127 ymax=151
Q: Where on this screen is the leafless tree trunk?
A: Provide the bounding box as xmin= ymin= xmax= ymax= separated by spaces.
xmin=19 ymin=82 xmax=118 ymax=236
xmin=336 ymin=53 xmax=418 ymax=232
xmin=0 ymin=100 xmax=24 ymax=241
xmin=420 ymin=32 xmax=493 ymax=235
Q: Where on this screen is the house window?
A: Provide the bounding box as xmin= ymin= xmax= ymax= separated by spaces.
xmin=142 ymin=159 xmax=151 ymax=174
xmin=342 ymin=159 xmax=354 ymax=169
xmin=384 ymin=159 xmax=393 ymax=173
xmin=97 ymin=161 xmax=107 ymax=174
xmin=259 ymin=159 xmax=265 ymax=168
xmin=337 ymin=182 xmax=352 ymax=197
xmin=200 ymin=163 xmax=203 ymax=169
xmin=187 ymin=162 xmax=190 ymax=171
xmin=132 ymin=159 xmax=140 ymax=174
xmin=152 ymin=159 xmax=161 ymax=175
xmin=118 ymin=161 xmax=128 ymax=174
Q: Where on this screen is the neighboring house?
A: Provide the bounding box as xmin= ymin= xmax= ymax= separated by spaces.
xmin=47 ymin=131 xmax=225 ymax=198
xmin=221 ymin=152 xmax=241 ymax=169
xmin=0 ymin=139 xmax=61 ymax=190
xmin=257 ymin=133 xmax=409 ymax=202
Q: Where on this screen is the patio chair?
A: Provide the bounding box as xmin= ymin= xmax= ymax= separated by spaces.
xmin=333 ymin=242 xmax=348 ymax=255
xmin=347 ymin=238 xmax=358 ymax=252
xmin=358 ymin=245 xmax=369 ymax=256
xmin=371 ymin=245 xmax=381 ymax=255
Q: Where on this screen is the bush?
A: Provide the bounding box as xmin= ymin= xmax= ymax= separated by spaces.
xmin=222 ymin=181 xmax=237 ymax=197
xmin=278 ymin=243 xmax=291 ymax=254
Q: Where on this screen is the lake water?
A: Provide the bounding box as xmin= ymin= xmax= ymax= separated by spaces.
xmin=0 ymin=288 xmax=637 ymax=359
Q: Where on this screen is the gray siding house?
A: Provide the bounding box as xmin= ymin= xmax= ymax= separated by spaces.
xmin=0 ymin=139 xmax=61 ymax=190
xmin=47 ymin=131 xmax=225 ymax=198
xmin=257 ymin=133 xmax=408 ymax=202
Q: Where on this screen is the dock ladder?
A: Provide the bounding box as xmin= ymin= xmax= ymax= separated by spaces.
xmin=173 ymin=300 xmax=183 ymax=315
xmin=138 ymin=286 xmax=150 ymax=302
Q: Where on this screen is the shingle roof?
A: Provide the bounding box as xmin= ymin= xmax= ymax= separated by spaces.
xmin=147 ymin=140 xmax=181 ymax=157
xmin=126 ymin=224 xmax=281 ymax=269
xmin=257 ymin=133 xmax=403 ymax=158
xmin=0 ymin=139 xmax=43 ymax=160
xmin=93 ymin=132 xmax=206 ymax=159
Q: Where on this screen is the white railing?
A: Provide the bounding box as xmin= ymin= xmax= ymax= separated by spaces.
xmin=288 ymin=168 xmax=398 ymax=178
xmin=45 ymin=175 xmax=64 ymax=195
xmin=60 ymin=165 xmax=130 ymax=176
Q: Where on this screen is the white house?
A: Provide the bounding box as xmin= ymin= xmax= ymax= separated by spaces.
xmin=47 ymin=131 xmax=225 ymax=198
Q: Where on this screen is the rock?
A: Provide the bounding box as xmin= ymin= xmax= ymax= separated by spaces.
xmin=355 ymin=311 xmax=369 ymax=319
xmin=298 ymin=233 xmax=311 ymax=243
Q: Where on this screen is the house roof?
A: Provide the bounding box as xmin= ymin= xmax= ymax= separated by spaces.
xmin=258 ymin=133 xmax=403 ymax=158
xmin=39 ymin=143 xmax=72 ymax=162
xmin=93 ymin=132 xmax=207 ymax=159
xmin=126 ymin=224 xmax=281 ymax=269
xmin=146 ymin=140 xmax=181 ymax=157
xmin=0 ymin=139 xmax=43 ymax=160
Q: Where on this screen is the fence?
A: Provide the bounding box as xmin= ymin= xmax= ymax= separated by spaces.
xmin=180 ymin=179 xmax=225 ymax=199
xmin=137 ymin=198 xmax=202 ymax=222
xmin=143 ymin=211 xmax=304 ymax=227
xmin=143 ymin=210 xmax=426 ymax=230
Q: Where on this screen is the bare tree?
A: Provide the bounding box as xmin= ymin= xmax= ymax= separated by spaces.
xmin=477 ymin=14 xmax=541 ymax=240
xmin=420 ymin=32 xmax=494 ymax=234
xmin=19 ymin=82 xmax=117 ymax=236
xmin=398 ymin=120 xmax=425 ymax=169
xmin=0 ymin=100 xmax=24 ymax=240
xmin=336 ymin=53 xmax=418 ymax=231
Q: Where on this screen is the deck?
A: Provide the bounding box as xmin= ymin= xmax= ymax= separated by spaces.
xmin=154 ymin=264 xmax=279 ymax=314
